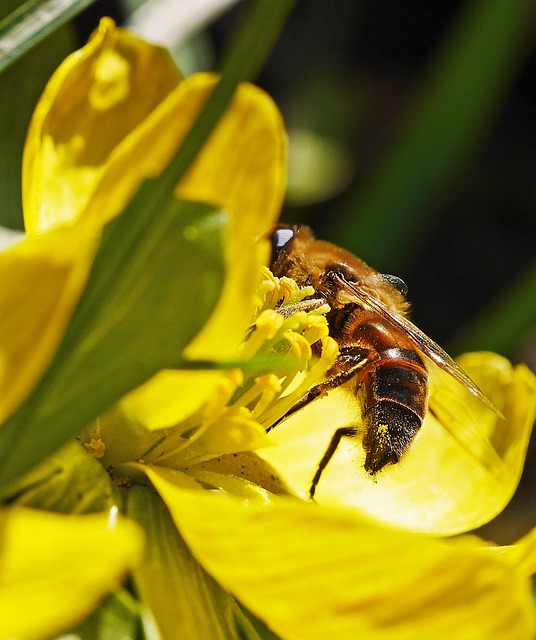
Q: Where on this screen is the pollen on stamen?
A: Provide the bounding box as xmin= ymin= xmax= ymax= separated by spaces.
xmin=250 ymin=374 xmax=283 ymax=418
xmin=228 ymin=268 xmax=339 ymax=432
xmin=82 ymin=436 xmax=106 ymax=458
xmin=119 ymin=268 xmax=340 ymax=489
xmin=257 ymin=266 xmax=316 ymax=312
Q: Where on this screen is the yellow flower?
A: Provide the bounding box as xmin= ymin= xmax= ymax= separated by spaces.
xmin=22 ymin=17 xmax=287 ymax=424
xmin=97 ymin=268 xmax=536 ymax=639
xmin=95 ymin=267 xmax=338 ymax=499
xmin=2 ymin=16 xmax=536 ymax=640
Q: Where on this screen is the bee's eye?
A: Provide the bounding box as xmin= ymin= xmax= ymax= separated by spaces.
xmin=381 ymin=274 xmax=408 ymax=297
xmin=269 ymin=225 xmax=295 ymax=264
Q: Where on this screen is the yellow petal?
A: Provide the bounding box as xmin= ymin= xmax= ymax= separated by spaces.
xmin=491 ymin=525 xmax=536 ymax=577
xmin=147 ymin=472 xmax=536 ymax=640
xmin=177 ymin=74 xmax=287 ymax=358
xmin=0 ymin=506 xmax=143 ymax=640
xmin=83 ymin=71 xmax=285 ymax=357
xmin=23 ymin=18 xmax=182 ymax=234
xmin=259 ymin=352 xmax=536 ymax=535
xmin=0 ymin=225 xmax=97 ymax=423
xmin=24 ymin=19 xmax=286 ymax=421
xmin=120 ymin=369 xmax=225 ymax=430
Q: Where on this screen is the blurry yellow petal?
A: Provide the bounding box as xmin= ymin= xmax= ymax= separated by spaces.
xmin=0 ymin=506 xmax=143 ymax=640
xmin=0 ymin=225 xmax=97 ymax=423
xmin=148 ymin=473 xmax=536 ymax=640
xmin=23 ymin=18 xmax=182 ymax=234
xmin=260 ymin=352 xmax=536 ymax=535
xmin=495 ymin=525 xmax=536 ymax=576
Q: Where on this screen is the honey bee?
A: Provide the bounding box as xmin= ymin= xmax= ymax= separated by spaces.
xmin=269 ymin=224 xmax=497 ymax=497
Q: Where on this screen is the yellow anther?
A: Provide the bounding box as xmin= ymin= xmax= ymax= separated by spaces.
xmin=251 ymin=374 xmax=283 ymax=417
xmin=283 ymin=332 xmax=312 ymax=365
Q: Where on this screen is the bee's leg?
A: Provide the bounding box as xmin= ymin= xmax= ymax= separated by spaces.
xmin=310 ymin=426 xmax=358 ymax=498
xmin=268 ymin=345 xmax=369 ymax=431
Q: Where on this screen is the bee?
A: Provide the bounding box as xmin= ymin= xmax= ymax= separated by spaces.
xmin=269 ymin=224 xmax=497 ymax=497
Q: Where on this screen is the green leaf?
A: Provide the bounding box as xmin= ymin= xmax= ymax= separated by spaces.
xmin=331 ymin=0 xmax=536 ymax=270
xmin=126 ymin=484 xmax=257 ymax=640
xmin=0 ymin=0 xmax=94 ymax=73
xmin=0 ymin=195 xmax=227 ymax=487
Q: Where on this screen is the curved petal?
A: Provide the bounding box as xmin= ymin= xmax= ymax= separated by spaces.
xmin=103 ymin=73 xmax=286 ymax=423
xmin=23 ymin=18 xmax=182 ymax=235
xmin=259 ymin=352 xmax=536 ymax=535
xmin=148 ymin=472 xmax=536 ymax=640
xmin=0 ymin=506 xmax=143 ymax=640
xmin=0 ymin=225 xmax=97 ymax=424
xmin=83 ymin=72 xmax=286 ymax=356
xmin=177 ymin=74 xmax=287 ymax=358
xmin=120 ymin=369 xmax=226 ymax=430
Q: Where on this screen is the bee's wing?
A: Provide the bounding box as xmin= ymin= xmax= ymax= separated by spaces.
xmin=338 ymin=275 xmax=505 ymax=477
xmin=427 ymin=359 xmax=506 ymax=476
xmin=337 ymin=275 xmax=499 ymax=414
